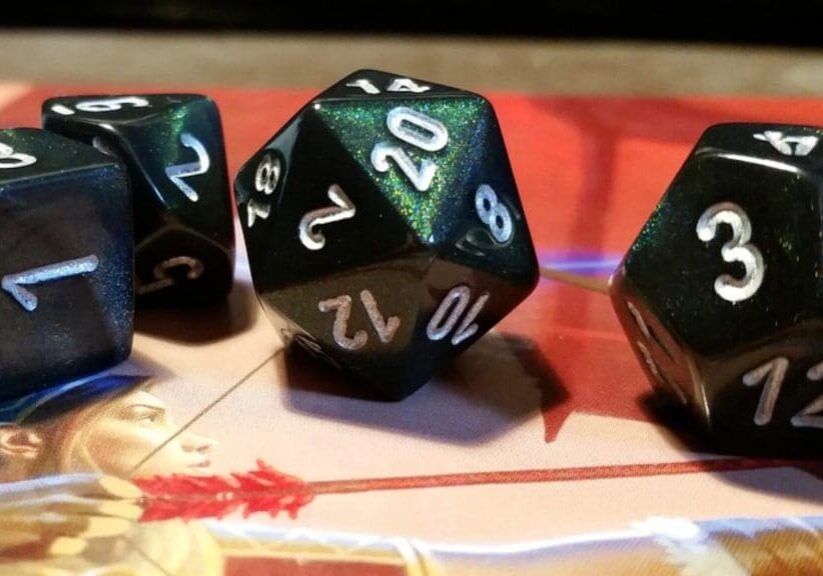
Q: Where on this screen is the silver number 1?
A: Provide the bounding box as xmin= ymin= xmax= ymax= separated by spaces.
xmin=742 ymin=358 xmax=790 ymax=426
xmin=696 ymin=202 xmax=765 ymax=303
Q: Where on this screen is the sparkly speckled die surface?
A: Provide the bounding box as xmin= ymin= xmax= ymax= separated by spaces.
xmin=0 ymin=128 xmax=133 ymax=400
xmin=42 ymin=94 xmax=234 ymax=304
xmin=235 ymin=69 xmax=538 ymax=399
xmin=610 ymin=123 xmax=823 ymax=455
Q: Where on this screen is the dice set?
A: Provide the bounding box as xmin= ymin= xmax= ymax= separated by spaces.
xmin=3 ymin=69 xmax=821 ymax=455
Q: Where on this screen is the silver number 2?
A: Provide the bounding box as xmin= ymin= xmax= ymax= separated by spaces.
xmin=696 ymin=202 xmax=764 ymax=303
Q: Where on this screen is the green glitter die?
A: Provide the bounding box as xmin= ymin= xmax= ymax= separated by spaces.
xmin=312 ymin=96 xmax=488 ymax=243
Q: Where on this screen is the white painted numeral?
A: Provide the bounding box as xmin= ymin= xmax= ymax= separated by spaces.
xmin=346 ymin=77 xmax=431 ymax=95
xmin=696 ymin=202 xmax=765 ymax=303
xmin=74 ymin=96 xmax=150 ymax=113
xmin=2 ymin=255 xmax=98 ymax=312
xmin=385 ymin=107 xmax=448 ymax=151
xmin=754 ymin=131 xmax=818 ymax=157
xmin=625 ymin=301 xmax=688 ymax=405
xmin=165 ymin=133 xmax=209 ymax=202
xmin=792 ymin=363 xmax=823 ymax=429
xmin=346 ymin=79 xmax=380 ymax=94
xmin=136 ymin=256 xmax=204 ymax=295
xmin=255 ymin=154 xmax=281 ymax=194
xmin=359 ymin=290 xmax=400 ymax=344
xmin=475 ymin=184 xmax=513 ymax=243
xmin=371 ymin=143 xmax=437 ymax=192
xmin=247 ymin=154 xmax=280 ymax=228
xmin=318 ymin=295 xmax=367 ymax=351
xmin=742 ymin=358 xmax=790 ymax=426
xmin=427 ymin=285 xmax=489 ymax=346
xmin=318 ymin=290 xmax=400 ymax=350
xmin=0 ymin=143 xmax=36 ymax=169
xmin=387 ymin=78 xmax=431 ymax=93
xmin=50 ymin=104 xmax=75 ymax=116
xmin=299 ymin=184 xmax=356 ymax=251
xmin=370 ymin=107 xmax=449 ymax=192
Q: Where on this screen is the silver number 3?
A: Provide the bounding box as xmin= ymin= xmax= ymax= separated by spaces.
xmin=696 ymin=202 xmax=765 ymax=303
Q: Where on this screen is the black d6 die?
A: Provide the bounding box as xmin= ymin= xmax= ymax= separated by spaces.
xmin=610 ymin=123 xmax=823 ymax=455
xmin=235 ymin=70 xmax=538 ymax=399
xmin=0 ymin=129 xmax=133 ymax=399
xmin=42 ymin=94 xmax=234 ymax=304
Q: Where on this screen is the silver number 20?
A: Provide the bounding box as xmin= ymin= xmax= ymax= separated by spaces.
xmin=370 ymin=107 xmax=449 ymax=192
xmin=696 ymin=202 xmax=764 ymax=303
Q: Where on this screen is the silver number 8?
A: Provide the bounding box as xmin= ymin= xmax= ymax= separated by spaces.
xmin=696 ymin=202 xmax=765 ymax=303
xmin=475 ymin=184 xmax=513 ymax=243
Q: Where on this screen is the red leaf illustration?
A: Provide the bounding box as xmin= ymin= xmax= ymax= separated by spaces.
xmin=135 ymin=460 xmax=315 ymax=522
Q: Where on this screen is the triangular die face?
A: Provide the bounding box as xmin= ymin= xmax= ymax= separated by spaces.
xmin=434 ymin=104 xmax=538 ymax=286
xmin=94 ymin=98 xmax=230 ymax=242
xmin=313 ymin=94 xmax=487 ymax=244
xmin=318 ymin=69 xmax=464 ymax=101
xmin=623 ymin=148 xmax=822 ymax=357
xmin=43 ymin=94 xmax=203 ymax=124
xmin=263 ymin=254 xmax=433 ymax=399
xmin=700 ymin=123 xmax=823 ymax=171
xmin=0 ymin=128 xmax=116 ymax=185
xmin=235 ymin=109 xmax=421 ymax=295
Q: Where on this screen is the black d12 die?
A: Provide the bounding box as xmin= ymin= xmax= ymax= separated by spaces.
xmin=42 ymin=94 xmax=234 ymax=304
xmin=235 ymin=69 xmax=538 ymax=399
xmin=610 ymin=123 xmax=823 ymax=455
xmin=0 ymin=129 xmax=133 ymax=399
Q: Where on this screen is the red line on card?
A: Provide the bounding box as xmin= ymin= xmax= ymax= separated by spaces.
xmin=308 ymin=458 xmax=799 ymax=495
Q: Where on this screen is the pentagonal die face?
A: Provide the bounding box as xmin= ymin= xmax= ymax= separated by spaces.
xmin=612 ymin=123 xmax=823 ymax=454
xmin=43 ymin=94 xmax=234 ymax=303
xmin=0 ymin=129 xmax=133 ymax=399
xmin=236 ymin=70 xmax=538 ymax=398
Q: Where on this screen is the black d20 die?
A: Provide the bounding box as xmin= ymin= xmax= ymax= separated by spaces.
xmin=42 ymin=94 xmax=234 ymax=304
xmin=0 ymin=129 xmax=133 ymax=399
xmin=235 ymin=69 xmax=538 ymax=399
xmin=610 ymin=123 xmax=823 ymax=455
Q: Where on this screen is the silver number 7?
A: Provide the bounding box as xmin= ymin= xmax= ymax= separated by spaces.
xmin=165 ymin=133 xmax=210 ymax=202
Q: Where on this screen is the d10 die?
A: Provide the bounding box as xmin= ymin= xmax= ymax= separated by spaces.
xmin=0 ymin=129 xmax=133 ymax=399
xmin=235 ymin=70 xmax=538 ymax=399
xmin=42 ymin=94 xmax=234 ymax=304
xmin=610 ymin=123 xmax=823 ymax=455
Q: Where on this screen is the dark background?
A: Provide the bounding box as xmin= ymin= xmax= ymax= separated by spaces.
xmin=5 ymin=1 xmax=823 ymax=46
